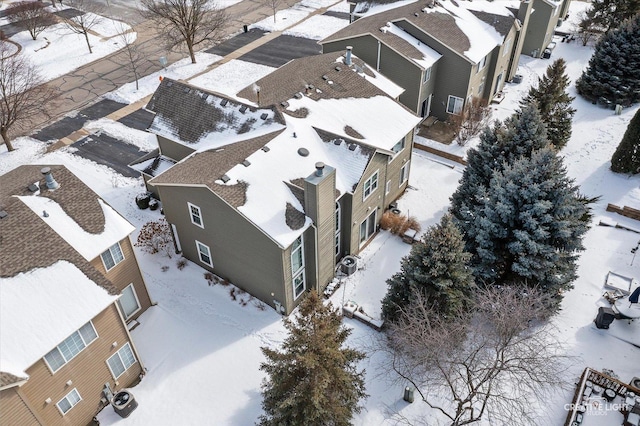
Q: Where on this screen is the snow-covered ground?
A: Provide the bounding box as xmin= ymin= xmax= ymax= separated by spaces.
xmin=1 ymin=0 xmax=639 ymax=425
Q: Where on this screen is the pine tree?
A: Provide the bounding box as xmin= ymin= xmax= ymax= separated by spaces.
xmin=382 ymin=214 xmax=474 ymax=323
xmin=521 ymin=58 xmax=576 ymax=149
xmin=584 ymin=0 xmax=640 ymax=34
xmin=451 ymin=104 xmax=549 ymax=241
xmin=468 ymin=148 xmax=589 ymax=305
xmin=611 ymin=108 xmax=640 ymax=173
xmin=259 ymin=291 xmax=367 ymax=426
xmin=576 ymin=14 xmax=640 ymax=107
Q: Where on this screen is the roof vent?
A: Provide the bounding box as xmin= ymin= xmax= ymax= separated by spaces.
xmin=242 ymin=160 xmax=251 ymax=167
xmin=167 ymin=81 xmax=173 ymax=87
xmin=260 ymin=113 xmax=269 ymax=120
xmin=348 ymin=143 xmax=357 ymax=151
xmin=201 ymin=93 xmax=208 ymax=99
xmin=262 ymin=146 xmax=270 ymax=152
xmin=43 ymin=210 xmax=49 ymax=217
xmin=322 ymin=75 xmax=329 ymax=80
xmin=239 ymin=105 xmax=248 ymax=114
xmin=345 ymin=46 xmax=353 ymax=66
xmin=221 ymin=175 xmax=230 ymax=183
xmin=298 ymin=148 xmax=309 ymax=157
xmin=414 ymin=12 xmax=419 ymax=16
xmin=0 ymin=210 xmax=7 ymax=219
xmin=183 ymin=87 xmax=191 ymax=93
xmin=333 ymin=139 xmax=342 ymax=145
xmin=315 ymin=162 xmax=325 ymax=177
xmin=220 ymin=99 xmax=228 ymax=106
xmin=335 ymin=66 xmax=342 ymax=72
xmin=308 ymin=84 xmax=315 ymax=90
xmin=294 ymin=92 xmax=303 ymax=99
xmin=41 ymin=167 xmax=59 ymax=190
xmin=281 ymin=101 xmax=289 ymax=108
xmin=28 ymin=183 xmax=39 ymax=192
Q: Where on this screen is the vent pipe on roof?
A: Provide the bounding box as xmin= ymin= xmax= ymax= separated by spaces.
xmin=315 ymin=162 xmax=325 ymax=177
xmin=345 ymin=46 xmax=353 ymax=66
xmin=41 ymin=167 xmax=59 ymax=190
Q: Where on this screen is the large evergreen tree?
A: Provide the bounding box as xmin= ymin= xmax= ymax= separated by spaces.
xmin=468 ymin=148 xmax=589 ymax=303
xmin=382 ymin=214 xmax=474 ymax=323
xmin=611 ymin=108 xmax=640 ymax=173
xmin=259 ymin=291 xmax=367 ymax=426
xmin=584 ymin=0 xmax=640 ymax=34
xmin=450 ymin=104 xmax=549 ymax=235
xmin=521 ymin=58 xmax=576 ymax=149
xmin=576 ymin=14 xmax=640 ymax=107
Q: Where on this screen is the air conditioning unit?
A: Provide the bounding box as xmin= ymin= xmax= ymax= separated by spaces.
xmin=341 ymin=256 xmax=358 ymax=276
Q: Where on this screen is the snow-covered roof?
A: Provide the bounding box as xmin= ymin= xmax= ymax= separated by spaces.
xmin=380 ymin=21 xmax=442 ymax=69
xmin=324 ymin=0 xmax=515 ymax=64
xmin=17 ymin=196 xmax=135 ymax=261
xmin=0 ymin=261 xmax=118 ymax=378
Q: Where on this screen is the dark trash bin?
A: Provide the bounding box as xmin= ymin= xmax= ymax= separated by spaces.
xmin=135 ymin=192 xmax=151 ymax=209
xmin=112 ymin=390 xmax=138 ymax=418
xmin=594 ymin=306 xmax=615 ymax=329
xmin=243 ymin=24 xmax=248 ymax=33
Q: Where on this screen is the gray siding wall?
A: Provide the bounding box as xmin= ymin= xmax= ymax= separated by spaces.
xmin=304 ymin=166 xmax=337 ymax=291
xmin=521 ymin=0 xmax=557 ymax=57
xmin=157 ymin=135 xmax=196 ymax=162
xmin=322 ymin=36 xmax=426 ymax=115
xmin=158 ymin=185 xmax=289 ymax=313
xmin=282 ymin=227 xmax=315 ymax=313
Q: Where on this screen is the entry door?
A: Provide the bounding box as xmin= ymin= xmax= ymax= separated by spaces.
xmin=421 ymin=95 xmax=432 ymax=117
xmin=359 ymin=210 xmax=377 ymax=246
xmin=494 ymin=73 xmax=504 ymax=95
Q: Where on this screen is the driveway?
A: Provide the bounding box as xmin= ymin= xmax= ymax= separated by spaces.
xmin=237 ymin=34 xmax=321 ymax=67
xmin=71 ymin=132 xmax=147 ymax=178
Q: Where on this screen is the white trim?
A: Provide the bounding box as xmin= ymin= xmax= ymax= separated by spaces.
xmin=399 ymin=161 xmax=411 ymax=186
xmin=57 ymin=388 xmax=82 ymax=415
xmin=446 ymin=95 xmax=464 ymax=115
xmin=195 ymin=240 xmax=213 ymax=267
xmin=100 ymin=242 xmax=124 ymax=272
xmin=423 ymin=66 xmax=431 ymax=83
xmin=359 ymin=210 xmax=377 ymax=246
xmin=385 ymin=180 xmax=391 ymax=195
xmin=335 ymin=203 xmax=341 ymax=257
xmin=291 ymin=235 xmax=306 ymax=299
xmin=188 ymin=202 xmax=204 ymax=228
xmin=106 ymin=342 xmax=138 ymax=379
xmin=476 ymin=55 xmax=487 ymax=73
xmin=43 ymin=321 xmax=99 ymax=374
xmin=117 ymin=283 xmax=141 ymax=321
xmin=362 ymin=170 xmax=379 ymax=201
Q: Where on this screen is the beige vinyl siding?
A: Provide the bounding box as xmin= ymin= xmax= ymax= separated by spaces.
xmin=385 ymin=132 xmax=414 ymax=202
xmin=0 ymin=388 xmax=41 ymax=426
xmin=18 ymin=305 xmax=141 ymax=426
xmin=90 ymin=237 xmax=152 ymax=322
xmin=157 ymin=135 xmax=196 ymax=162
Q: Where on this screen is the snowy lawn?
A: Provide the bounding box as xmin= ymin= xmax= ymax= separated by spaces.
xmin=252 ymin=0 xmax=343 ymax=32
xmin=189 ymin=59 xmax=276 ymax=101
xmin=283 ymin=14 xmax=349 ymax=39
xmin=1 ymin=0 xmax=640 ymax=424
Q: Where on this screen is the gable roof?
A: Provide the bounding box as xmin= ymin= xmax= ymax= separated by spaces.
xmin=323 ymin=0 xmax=516 ymax=63
xmin=149 ymin=53 xmax=420 ymax=248
xmin=0 ymin=165 xmax=133 ymax=383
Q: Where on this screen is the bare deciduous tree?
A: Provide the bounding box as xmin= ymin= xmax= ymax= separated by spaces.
xmin=385 ymin=287 xmax=570 ymax=426
xmin=265 ymin=0 xmax=280 ymax=23
xmin=451 ymin=97 xmax=491 ymax=146
xmin=114 ymin=23 xmax=145 ymax=90
xmin=139 ymin=0 xmax=227 ymax=64
xmin=0 ymin=42 xmax=57 ymax=151
xmin=60 ymin=0 xmax=105 ymax=54
xmin=6 ymin=1 xmax=57 ymax=40
xmin=576 ymin=10 xmax=602 ymax=46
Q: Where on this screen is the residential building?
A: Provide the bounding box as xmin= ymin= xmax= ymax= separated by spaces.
xmin=0 ymin=165 xmax=152 ymax=426
xmin=321 ymin=0 xmax=525 ymax=120
xmin=509 ymin=0 xmax=571 ymax=58
xmin=134 ymin=51 xmax=421 ymax=314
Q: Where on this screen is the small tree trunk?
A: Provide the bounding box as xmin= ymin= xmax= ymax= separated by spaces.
xmin=188 ymin=42 xmax=196 ymax=63
xmin=84 ymin=30 xmax=93 ymax=53
xmin=1 ymin=127 xmax=15 ymax=152
xmin=273 ymin=11 xmax=276 ymax=23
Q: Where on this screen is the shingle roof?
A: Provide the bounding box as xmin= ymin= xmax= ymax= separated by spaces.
xmin=0 ymin=165 xmax=118 ymax=295
xmin=0 ymin=371 xmax=26 ymax=388
xmin=322 ymin=0 xmax=515 ymax=62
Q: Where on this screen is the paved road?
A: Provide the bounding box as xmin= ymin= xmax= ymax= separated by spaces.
xmin=238 ymin=34 xmax=321 ymax=67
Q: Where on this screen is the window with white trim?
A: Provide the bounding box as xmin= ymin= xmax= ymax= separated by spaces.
xmin=291 ymin=235 xmax=305 ymax=299
xmin=385 ymin=180 xmax=391 ymax=195
xmin=446 ymin=95 xmax=464 ymax=115
xmin=195 ymin=240 xmax=213 ymax=266
xmin=423 ymin=67 xmax=432 ymax=83
xmin=476 ymin=55 xmax=487 ymax=73
xmin=118 ymin=284 xmax=141 ymax=320
xmin=57 ymin=388 xmax=81 ymax=415
xmin=359 ymin=210 xmax=377 ymax=245
xmin=335 ymin=203 xmax=341 ymax=257
xmin=392 ymin=137 xmax=406 ymax=153
xmin=362 ymin=171 xmax=379 ymax=200
xmin=188 ymin=202 xmax=204 ymax=228
xmin=44 ymin=322 xmax=98 ymax=373
xmin=107 ymin=343 xmax=137 ymax=379
xmin=503 ymin=38 xmax=511 ymax=56
xmin=101 ymin=243 xmax=124 ymax=271
xmin=399 ymin=161 xmax=410 ymax=186
xmin=478 ymin=78 xmax=486 ymax=96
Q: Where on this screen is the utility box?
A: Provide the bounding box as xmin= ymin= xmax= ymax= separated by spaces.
xmin=112 ymin=390 xmax=138 ymax=418
xmin=403 ymin=387 xmax=415 ymax=403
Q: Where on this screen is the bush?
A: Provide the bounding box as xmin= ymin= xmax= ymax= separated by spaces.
xmin=135 ymin=218 xmax=174 ymax=257
xmin=380 ymin=211 xmax=421 ymax=236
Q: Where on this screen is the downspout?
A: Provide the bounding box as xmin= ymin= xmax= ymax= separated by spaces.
xmin=376 ymin=40 xmax=381 ymax=71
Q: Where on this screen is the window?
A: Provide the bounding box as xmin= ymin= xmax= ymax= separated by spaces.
xmin=392 ymin=137 xmax=405 ymax=153
xmin=118 ymin=284 xmax=141 ymax=320
xmin=503 ymin=38 xmax=511 ymax=57
xmin=188 ymin=202 xmax=203 ymax=228
xmin=400 ymin=161 xmax=410 ymax=186
xmin=44 ymin=322 xmax=98 ymax=373
xmin=291 ymin=236 xmax=305 ymax=299
xmin=362 ymin=171 xmax=379 ymax=200
xmin=478 ymin=78 xmax=486 ymax=96
xmin=101 ymin=242 xmax=124 ymax=271
xmin=335 ymin=203 xmax=341 ymax=257
xmin=385 ymin=180 xmax=391 ymax=195
xmin=359 ymin=210 xmax=377 ymax=245
xmin=107 ymin=343 xmax=137 ymax=379
xmin=57 ymin=388 xmax=81 ymax=415
xmin=476 ymin=55 xmax=487 ymax=72
xmin=446 ymin=95 xmax=464 ymax=115
xmin=195 ymin=240 xmax=213 ymax=266
xmin=423 ymin=67 xmax=431 ymax=83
